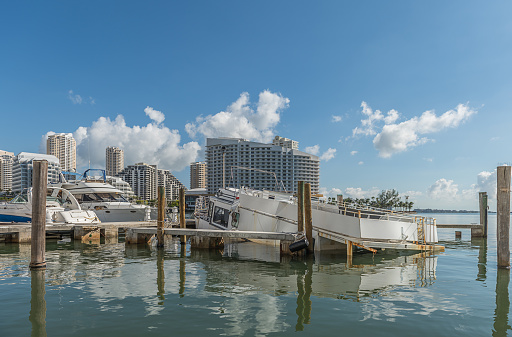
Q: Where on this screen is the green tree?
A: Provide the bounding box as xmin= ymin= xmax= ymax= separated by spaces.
xmin=375 ymin=189 xmax=400 ymax=210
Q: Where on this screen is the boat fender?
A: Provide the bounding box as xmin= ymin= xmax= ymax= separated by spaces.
xmin=289 ymin=238 xmax=309 ymax=252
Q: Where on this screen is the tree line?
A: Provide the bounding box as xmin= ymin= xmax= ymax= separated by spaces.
xmin=327 ymin=189 xmax=414 ymax=212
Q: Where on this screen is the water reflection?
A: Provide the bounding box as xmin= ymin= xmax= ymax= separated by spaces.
xmin=472 ymin=237 xmax=488 ymax=282
xmin=29 ymin=269 xmax=47 ymax=337
xmin=493 ymin=269 xmax=511 ymax=336
xmin=156 ymin=249 xmax=165 ymax=305
xmin=295 ymin=257 xmax=313 ymax=331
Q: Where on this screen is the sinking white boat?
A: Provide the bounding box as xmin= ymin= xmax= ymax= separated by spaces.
xmin=195 ymin=187 xmax=439 ymax=252
xmin=0 ymin=187 xmax=100 ymax=224
xmin=50 ymin=169 xmax=152 ymax=222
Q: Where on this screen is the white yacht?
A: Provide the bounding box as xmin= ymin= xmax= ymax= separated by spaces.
xmin=0 ymin=187 xmax=100 ymax=224
xmin=195 ymin=187 xmax=439 ymax=252
xmin=50 ymin=169 xmax=152 ymax=223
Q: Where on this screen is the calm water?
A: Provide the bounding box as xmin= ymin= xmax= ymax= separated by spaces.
xmin=1 ymin=213 xmax=511 ymax=336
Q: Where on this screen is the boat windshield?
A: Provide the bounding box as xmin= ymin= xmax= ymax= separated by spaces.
xmin=75 ymin=193 xmax=128 ymax=203
xmin=11 ymin=194 xmax=28 ymax=204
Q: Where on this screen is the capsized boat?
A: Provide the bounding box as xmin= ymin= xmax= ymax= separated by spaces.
xmin=50 ymin=169 xmax=152 ymax=222
xmin=0 ymin=187 xmax=100 ymax=224
xmin=194 ymin=187 xmax=439 ymax=252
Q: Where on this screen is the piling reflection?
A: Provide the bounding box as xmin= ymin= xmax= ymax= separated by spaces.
xmin=472 ymin=237 xmax=487 ymax=282
xmin=295 ymin=257 xmax=313 ymax=331
xmin=493 ymin=269 xmax=511 ymax=336
xmin=156 ymin=249 xmax=165 ymax=305
xmin=179 ymin=244 xmax=186 ymax=297
xmin=29 ymin=269 xmax=47 ymax=337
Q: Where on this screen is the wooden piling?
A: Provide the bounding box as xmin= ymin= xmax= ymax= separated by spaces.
xmin=157 ymin=186 xmax=165 ymax=247
xmin=30 ymin=160 xmax=47 ymax=270
xmin=347 ymin=240 xmax=353 ymax=268
xmin=297 ymin=181 xmax=304 ymax=232
xmin=497 ymin=166 xmax=511 ymax=269
xmin=304 ymin=182 xmax=313 ymax=253
xmin=455 ymin=231 xmax=462 ymax=239
xmin=479 ymin=191 xmax=488 ymax=238
xmin=179 ymin=188 xmax=186 ymax=245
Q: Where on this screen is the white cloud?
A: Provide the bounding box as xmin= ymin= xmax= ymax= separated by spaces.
xmin=68 ymin=90 xmax=83 ymax=104
xmin=373 ymin=104 xmax=477 ymax=158
xmin=332 ymin=115 xmax=342 ymax=123
xmin=305 ymin=145 xmax=320 ymax=155
xmin=320 ymin=148 xmax=336 ymax=161
xmin=402 ymin=190 xmax=423 ymax=197
xmin=68 ymin=90 xmax=95 ymax=105
xmin=185 ymin=90 xmax=289 ymax=143
xmin=344 ymin=187 xmax=380 ymax=199
xmin=350 ymin=151 xmax=358 ymax=156
xmin=144 ymin=106 xmax=165 ymax=124
xmin=42 ymin=108 xmax=201 ymax=172
xmin=428 ymin=178 xmax=459 ymax=199
xmin=358 ymin=161 xmax=364 ymax=165
xmin=352 ymin=102 xmax=477 ymax=158
xmin=319 ymin=187 xmax=342 ymax=199
xmin=424 ymin=158 xmax=433 ymax=162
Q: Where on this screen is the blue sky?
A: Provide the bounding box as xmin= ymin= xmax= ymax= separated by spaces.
xmin=1 ymin=1 xmax=511 ymax=210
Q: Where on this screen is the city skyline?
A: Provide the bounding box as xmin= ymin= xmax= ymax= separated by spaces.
xmin=1 ymin=2 xmax=511 ymax=210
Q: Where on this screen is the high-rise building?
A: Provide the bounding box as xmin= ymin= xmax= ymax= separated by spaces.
xmin=12 ymin=152 xmax=61 ymax=193
xmin=117 ymin=163 xmax=158 ymax=200
xmin=205 ymin=137 xmax=319 ymax=195
xmin=106 ymin=146 xmax=124 ymax=177
xmin=46 ymin=133 xmax=76 ymax=172
xmin=158 ymin=169 xmax=186 ymax=200
xmin=190 ymin=161 xmax=207 ymax=189
xmin=0 ymin=150 xmax=14 ymax=192
xmin=272 ymin=136 xmax=299 ymax=150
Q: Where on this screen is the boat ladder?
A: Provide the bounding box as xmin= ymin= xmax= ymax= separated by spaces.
xmin=416 ymin=217 xmax=425 ymax=244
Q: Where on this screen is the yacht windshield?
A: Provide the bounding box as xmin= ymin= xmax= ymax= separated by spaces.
xmin=75 ymin=193 xmax=128 ymax=203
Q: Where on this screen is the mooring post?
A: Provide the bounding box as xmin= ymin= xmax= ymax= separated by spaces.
xmin=30 ymin=160 xmax=47 ymax=270
xmin=297 ymin=181 xmax=304 ymax=232
xmin=304 ymin=182 xmax=313 ymax=253
xmin=479 ymin=191 xmax=488 ymax=238
xmin=497 ymin=166 xmax=511 ymax=269
xmin=157 ymin=186 xmax=165 ymax=247
xmin=179 ymin=188 xmax=186 ymax=245
xmin=347 ymin=240 xmax=353 ymax=267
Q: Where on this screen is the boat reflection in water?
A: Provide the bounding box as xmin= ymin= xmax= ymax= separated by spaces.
xmin=15 ymin=239 xmax=440 ymax=336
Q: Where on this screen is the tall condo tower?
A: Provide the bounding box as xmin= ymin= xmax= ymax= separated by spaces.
xmin=46 ymin=133 xmax=76 ymax=172
xmin=117 ymin=163 xmax=158 ymax=200
xmin=106 ymin=146 xmax=125 ymax=177
xmin=0 ymin=150 xmax=14 ymax=192
xmin=205 ymin=137 xmax=319 ymax=195
xmin=190 ymin=161 xmax=207 ymax=189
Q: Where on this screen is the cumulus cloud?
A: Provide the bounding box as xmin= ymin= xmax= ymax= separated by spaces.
xmin=358 ymin=161 xmax=364 ymax=165
xmin=144 ymin=106 xmax=165 ymax=124
xmin=332 ymin=115 xmax=342 ymax=123
xmin=319 ymin=187 xmax=343 ymax=199
xmin=305 ymin=145 xmax=320 ymax=155
xmin=350 ymin=151 xmax=358 ymax=156
xmin=43 ymin=108 xmax=200 ymax=172
xmin=344 ymin=187 xmax=380 ymax=199
xmin=352 ymin=102 xmax=477 ymax=158
xmin=305 ymin=145 xmax=336 ymax=161
xmin=185 ymin=90 xmax=290 ymax=143
xmin=320 ymin=148 xmax=336 ymax=161
xmin=428 ymin=178 xmax=459 ymax=199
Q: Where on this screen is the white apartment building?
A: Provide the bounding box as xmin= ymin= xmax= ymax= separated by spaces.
xmin=46 ymin=133 xmax=76 ymax=172
xmin=106 ymin=176 xmax=135 ymax=199
xmin=0 ymin=150 xmax=14 ymax=192
xmin=12 ymin=152 xmax=61 ymax=193
xmin=190 ymin=161 xmax=207 ymax=189
xmin=106 ymin=146 xmax=124 ymax=177
xmin=158 ymin=169 xmax=186 ymax=200
xmin=205 ymin=137 xmax=319 ymax=194
xmin=117 ymin=163 xmax=158 ymax=200
xmin=272 ymin=136 xmax=299 ymax=150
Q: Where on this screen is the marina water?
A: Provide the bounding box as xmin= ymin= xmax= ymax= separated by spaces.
xmin=1 ymin=213 xmax=510 ymax=336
